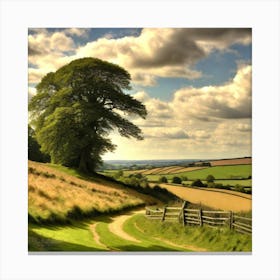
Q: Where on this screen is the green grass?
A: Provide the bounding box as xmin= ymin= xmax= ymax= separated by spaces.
xmin=130 ymin=214 xmax=252 ymax=252
xmin=29 ymin=217 xmax=190 ymax=252
xmin=145 ymin=165 xmax=252 ymax=181
xmin=29 ymin=213 xmax=251 ymax=252
xmin=95 ymin=220 xmax=189 ymax=251
xmin=29 ymin=221 xmax=104 ymax=251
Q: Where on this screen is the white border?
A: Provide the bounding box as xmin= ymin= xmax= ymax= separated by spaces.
xmin=1 ymin=0 xmax=279 ymax=279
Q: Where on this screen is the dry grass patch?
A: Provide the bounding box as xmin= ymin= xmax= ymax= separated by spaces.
xmin=28 ymin=161 xmax=157 ymax=223
xmin=158 ymin=184 xmax=252 ymax=212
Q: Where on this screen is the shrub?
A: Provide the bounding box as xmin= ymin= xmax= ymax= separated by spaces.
xmin=191 ymin=179 xmax=205 ymax=187
xmin=114 ymin=170 xmax=123 ymax=179
xmin=159 ymin=176 xmax=168 ymax=183
xmin=206 ymin=174 xmax=215 ymax=183
xmin=172 ymin=176 xmax=182 ymax=184
xmin=134 ymin=173 xmax=143 ymax=179
xmin=207 ymin=182 xmax=215 ymax=188
xmin=180 ymin=175 xmax=188 ymax=181
xmin=234 ymin=184 xmax=246 ymax=193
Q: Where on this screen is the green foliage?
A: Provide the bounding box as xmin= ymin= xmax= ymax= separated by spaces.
xmin=159 ymin=176 xmax=168 ymax=183
xmin=191 ymin=179 xmax=205 ymax=187
xmin=29 ymin=58 xmax=147 ymax=173
xmin=28 ymin=126 xmax=50 ymax=163
xmin=114 ymin=170 xmax=124 ymax=179
xmin=180 ymin=175 xmax=188 ymax=181
xmin=233 ymin=184 xmax=246 ymax=193
xmin=172 ymin=176 xmax=182 ymax=184
xmin=206 ymin=174 xmax=215 ymax=183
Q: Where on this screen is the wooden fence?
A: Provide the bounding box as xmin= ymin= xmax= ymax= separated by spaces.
xmin=145 ymin=202 xmax=252 ymax=234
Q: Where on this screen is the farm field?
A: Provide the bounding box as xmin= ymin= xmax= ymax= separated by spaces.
xmin=157 ymin=184 xmax=252 ymax=212
xmin=28 ymin=160 xmax=252 ymax=252
xmin=145 ymin=164 xmax=252 ymax=181
xmin=210 ymin=157 xmax=252 ymax=166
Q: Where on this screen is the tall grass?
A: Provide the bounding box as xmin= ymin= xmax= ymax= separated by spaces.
xmin=131 ymin=214 xmax=252 ymax=252
xmin=28 ymin=161 xmax=157 ymax=224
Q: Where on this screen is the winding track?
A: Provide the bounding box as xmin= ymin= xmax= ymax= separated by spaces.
xmin=108 ymin=210 xmax=143 ymax=243
xmin=89 ymin=209 xmax=208 ymax=252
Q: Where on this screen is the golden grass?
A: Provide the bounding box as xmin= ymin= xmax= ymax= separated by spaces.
xmin=157 ymin=184 xmax=252 ymax=212
xmin=168 ymin=166 xmax=208 ymax=173
xmin=28 ymin=161 xmax=157 ymax=221
xmin=135 ymin=166 xmax=208 ymax=176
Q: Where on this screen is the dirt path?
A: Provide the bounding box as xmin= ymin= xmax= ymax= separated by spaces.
xmin=89 ymin=209 xmax=208 ymax=252
xmin=89 ymin=223 xmax=110 ymax=250
xmin=108 ymin=210 xmax=144 ymax=243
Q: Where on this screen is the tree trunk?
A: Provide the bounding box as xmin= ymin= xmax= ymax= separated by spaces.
xmin=78 ymin=150 xmax=89 ymax=174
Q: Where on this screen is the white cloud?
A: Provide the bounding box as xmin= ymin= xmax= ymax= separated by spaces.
xmin=172 ymin=64 xmax=252 ymax=121
xmin=73 ymin=28 xmax=251 ymax=85
xmin=28 ymin=28 xmax=251 ymax=86
xmin=111 ymin=64 xmax=252 ymax=159
xmin=28 ymin=87 xmax=36 ymax=101
xmin=64 ymin=28 xmax=89 ymax=37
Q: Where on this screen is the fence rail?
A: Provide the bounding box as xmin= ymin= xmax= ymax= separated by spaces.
xmin=145 ymin=203 xmax=252 ymax=234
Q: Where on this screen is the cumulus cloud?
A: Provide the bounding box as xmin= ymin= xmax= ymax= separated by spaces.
xmin=28 ymin=30 xmax=74 ymax=57
xmin=73 ymin=28 xmax=251 ymax=85
xmin=127 ymin=64 xmax=251 ymax=154
xmin=64 ymin=28 xmax=89 ymax=37
xmin=172 ymin=64 xmax=252 ymax=121
xmin=144 ymin=127 xmax=190 ymax=139
xmin=28 ymin=28 xmax=251 ymax=86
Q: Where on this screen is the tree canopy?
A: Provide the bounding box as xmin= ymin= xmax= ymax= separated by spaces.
xmin=28 ymin=125 xmax=50 ymax=163
xmin=29 ymin=58 xmax=147 ymax=173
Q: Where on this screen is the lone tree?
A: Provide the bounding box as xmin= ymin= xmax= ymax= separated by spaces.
xmin=206 ymin=174 xmax=215 ymax=183
xmin=29 ymin=58 xmax=147 ymax=173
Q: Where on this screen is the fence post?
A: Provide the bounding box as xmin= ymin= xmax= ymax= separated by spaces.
xmin=145 ymin=208 xmax=148 ymax=215
xmin=161 ymin=206 xmax=166 ymax=222
xmin=199 ymin=208 xmax=203 ymax=226
xmin=229 ymin=211 xmax=233 ymax=230
xmin=181 ymin=201 xmax=187 ymax=226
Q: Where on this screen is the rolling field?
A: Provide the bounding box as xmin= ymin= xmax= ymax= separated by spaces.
xmin=157 ymin=184 xmax=252 ymax=212
xmin=145 ymin=164 xmax=251 ymax=181
xmin=29 ymin=160 xmax=252 ymax=252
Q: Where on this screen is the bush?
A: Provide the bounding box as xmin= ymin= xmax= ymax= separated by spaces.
xmin=159 ymin=176 xmax=168 ymax=183
xmin=172 ymin=176 xmax=182 ymax=184
xmin=191 ymin=179 xmax=205 ymax=187
xmin=114 ymin=170 xmax=123 ymax=179
xmin=234 ymin=184 xmax=246 ymax=193
xmin=180 ymin=175 xmax=188 ymax=181
xmin=206 ymin=174 xmax=215 ymax=183
xmin=134 ymin=173 xmax=143 ymax=179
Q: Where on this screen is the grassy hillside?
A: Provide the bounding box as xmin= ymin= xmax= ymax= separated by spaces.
xmin=28 ymin=161 xmax=158 ymax=223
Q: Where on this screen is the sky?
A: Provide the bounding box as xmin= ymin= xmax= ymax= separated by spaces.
xmin=28 ymin=28 xmax=252 ymax=160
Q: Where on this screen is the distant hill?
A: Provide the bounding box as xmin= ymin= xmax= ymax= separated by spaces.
xmin=102 ymin=157 xmax=252 ymax=170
